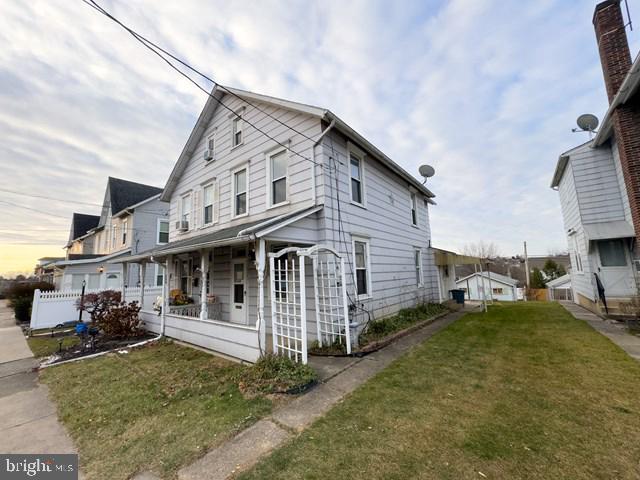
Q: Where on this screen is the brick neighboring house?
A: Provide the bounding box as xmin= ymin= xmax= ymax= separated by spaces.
xmin=551 ymin=0 xmax=640 ymax=314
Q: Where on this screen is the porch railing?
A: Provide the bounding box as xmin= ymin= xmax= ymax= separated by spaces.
xmin=168 ymin=303 xmax=223 ymax=321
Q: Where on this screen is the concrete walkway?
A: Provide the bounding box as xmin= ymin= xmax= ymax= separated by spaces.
xmin=560 ymin=301 xmax=640 ymax=361
xmin=175 ymin=307 xmax=472 ymax=480
xmin=0 ymin=300 xmax=78 ymax=455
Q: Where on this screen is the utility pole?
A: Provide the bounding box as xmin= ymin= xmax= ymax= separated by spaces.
xmin=524 ymin=241 xmax=530 ymax=302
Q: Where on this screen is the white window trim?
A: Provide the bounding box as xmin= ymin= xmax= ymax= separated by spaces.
xmin=180 ymin=192 xmax=192 ymax=231
xmin=231 ymin=164 xmax=249 ymax=219
xmin=414 ymin=248 xmax=424 ymax=287
xmin=229 ymin=108 xmax=245 ymax=150
xmin=265 ymin=146 xmax=290 ymax=209
xmin=410 ymin=191 xmax=418 ymax=227
xmin=347 ymin=142 xmax=367 ymax=208
xmin=156 ymin=218 xmax=169 ymax=245
xmin=571 ymin=235 xmax=584 ymax=274
xmin=154 ymin=263 xmax=164 ymax=287
xmin=202 ymin=182 xmax=216 ymax=227
xmin=352 ymin=235 xmax=372 ymax=300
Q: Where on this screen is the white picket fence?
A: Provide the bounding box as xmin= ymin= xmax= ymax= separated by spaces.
xmin=30 ymin=287 xmax=164 ymax=330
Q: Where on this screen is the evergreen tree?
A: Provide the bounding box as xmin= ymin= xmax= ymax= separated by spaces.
xmin=530 ymin=267 xmax=546 ymax=289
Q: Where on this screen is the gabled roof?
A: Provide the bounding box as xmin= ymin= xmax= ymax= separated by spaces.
xmin=107 ymin=177 xmax=163 ymax=215
xmin=546 ymin=273 xmax=571 ymax=288
xmin=456 ymin=271 xmax=519 ymax=287
xmin=550 ymin=140 xmax=594 ymax=188
xmin=161 ymin=85 xmax=436 ymax=202
xmin=69 ymin=213 xmax=100 ymax=242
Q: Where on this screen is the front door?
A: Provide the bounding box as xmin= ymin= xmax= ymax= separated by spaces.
xmin=230 ymin=260 xmax=247 ymax=323
xmin=105 ymin=273 xmax=120 ymax=290
xmin=596 ymin=239 xmax=634 ymax=297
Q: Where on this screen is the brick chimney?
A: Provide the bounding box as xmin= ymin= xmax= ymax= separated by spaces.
xmin=594 ymin=0 xmax=640 ymax=240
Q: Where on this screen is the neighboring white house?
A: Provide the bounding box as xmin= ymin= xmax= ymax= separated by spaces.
xmin=456 ymin=272 xmax=519 ymax=302
xmin=121 ymin=85 xmax=441 ymax=363
xmin=432 ymin=247 xmax=481 ymax=303
xmin=46 ymin=177 xmax=170 ymax=291
xmin=551 ymin=1 xmax=640 ymax=315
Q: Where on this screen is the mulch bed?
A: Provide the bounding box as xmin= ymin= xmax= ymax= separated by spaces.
xmin=309 ymin=310 xmax=450 ymax=357
xmin=45 ymin=333 xmax=156 ymax=364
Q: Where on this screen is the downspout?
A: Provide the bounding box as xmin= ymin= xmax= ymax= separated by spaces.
xmin=311 ymin=118 xmax=336 ymax=207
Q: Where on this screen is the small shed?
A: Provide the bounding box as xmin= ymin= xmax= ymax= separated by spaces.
xmin=546 ymin=274 xmax=573 ymax=301
xmin=456 ymin=272 xmax=519 ymax=302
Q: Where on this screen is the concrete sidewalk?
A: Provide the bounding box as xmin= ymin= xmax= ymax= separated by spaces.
xmin=0 ymin=300 xmax=78 ymax=455
xmin=560 ymin=301 xmax=640 ymax=361
xmin=175 ymin=307 xmax=472 ymax=480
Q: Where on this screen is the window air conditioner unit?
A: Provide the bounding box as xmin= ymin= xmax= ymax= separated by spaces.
xmin=176 ymin=220 xmax=189 ymax=231
xmin=204 ymin=149 xmax=213 ymax=161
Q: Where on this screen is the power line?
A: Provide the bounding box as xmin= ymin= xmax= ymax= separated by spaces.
xmin=81 ymin=0 xmax=322 ymax=169
xmin=0 ymin=200 xmax=70 ymax=219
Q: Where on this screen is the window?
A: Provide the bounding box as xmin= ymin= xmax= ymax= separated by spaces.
xmin=155 ymin=264 xmax=164 ymax=287
xmin=121 ymin=219 xmax=128 ymax=246
xmin=180 ymin=259 xmax=192 ymax=294
xmin=353 ymin=238 xmax=370 ymax=298
xmin=157 ymin=220 xmax=169 ymax=244
xmin=350 ymin=153 xmax=364 ymax=205
xmin=269 ymin=150 xmax=288 ymax=205
xmin=203 ymin=184 xmax=214 ymax=225
xmin=234 ymin=168 xmax=247 ymax=216
xmin=492 ymin=287 xmax=504 ymax=295
xmin=572 ymin=236 xmax=583 ymax=272
xmin=181 ymin=194 xmax=192 ymax=228
xmin=206 ymin=133 xmax=215 ymax=160
xmin=414 ymin=249 xmax=423 ymax=286
xmin=232 ymin=115 xmax=243 ymax=147
xmin=599 ymin=239 xmax=627 ymax=267
xmin=87 ymin=274 xmax=100 ymax=290
xmin=410 ymin=192 xmax=418 ymax=226
xmin=111 ymin=225 xmax=117 ymax=250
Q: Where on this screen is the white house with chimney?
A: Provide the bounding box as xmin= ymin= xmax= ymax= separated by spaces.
xmin=551 ymin=0 xmax=640 ymax=315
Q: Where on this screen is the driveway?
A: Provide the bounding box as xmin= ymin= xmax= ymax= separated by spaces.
xmin=0 ymin=299 xmax=78 ymax=454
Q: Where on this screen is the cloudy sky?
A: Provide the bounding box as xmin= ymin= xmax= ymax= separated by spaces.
xmin=0 ymin=0 xmax=638 ymax=276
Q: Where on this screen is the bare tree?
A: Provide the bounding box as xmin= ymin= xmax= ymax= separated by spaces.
xmin=462 ymin=241 xmax=500 ymax=260
xmin=547 ymin=247 xmax=569 ymax=256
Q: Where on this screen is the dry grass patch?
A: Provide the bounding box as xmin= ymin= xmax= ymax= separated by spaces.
xmin=41 ymin=341 xmax=272 ymax=479
xmin=239 ymin=302 xmax=640 ymax=480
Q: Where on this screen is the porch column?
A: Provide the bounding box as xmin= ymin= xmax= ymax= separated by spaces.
xmin=167 ymin=254 xmax=174 ymax=304
xmin=256 ymin=238 xmax=266 ymax=355
xmin=140 ymin=262 xmax=146 ymax=308
xmin=200 ymin=249 xmax=209 ymax=321
xmin=122 ymin=262 xmax=128 ymax=301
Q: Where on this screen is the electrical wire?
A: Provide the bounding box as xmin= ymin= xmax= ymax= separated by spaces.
xmin=81 ymin=0 xmax=322 ymax=169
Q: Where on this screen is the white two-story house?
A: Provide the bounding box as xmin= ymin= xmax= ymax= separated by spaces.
xmin=51 ymin=177 xmax=169 ymax=291
xmin=551 ymin=0 xmax=640 ymax=315
xmin=126 ymin=86 xmax=440 ymax=363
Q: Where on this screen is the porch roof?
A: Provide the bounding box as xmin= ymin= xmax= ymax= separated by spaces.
xmin=116 ymin=205 xmax=322 ymax=263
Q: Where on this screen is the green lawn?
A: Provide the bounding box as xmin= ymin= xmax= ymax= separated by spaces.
xmin=41 ymin=341 xmax=272 ymax=479
xmin=239 ymin=302 xmax=640 ymax=480
xmin=27 ymin=334 xmax=79 ymax=357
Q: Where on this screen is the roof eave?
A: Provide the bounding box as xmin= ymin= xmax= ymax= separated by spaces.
xmin=325 ymin=111 xmax=436 ymax=199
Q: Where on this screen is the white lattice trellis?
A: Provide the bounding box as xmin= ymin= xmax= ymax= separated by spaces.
xmin=269 ymin=245 xmax=350 ymax=364
xmin=308 ymin=245 xmax=351 ymax=354
xmin=269 ymin=247 xmax=308 ymax=363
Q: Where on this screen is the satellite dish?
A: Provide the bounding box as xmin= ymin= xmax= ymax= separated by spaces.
xmin=576 ymin=113 xmax=599 ymax=132
xmin=419 ymin=164 xmax=435 ymax=180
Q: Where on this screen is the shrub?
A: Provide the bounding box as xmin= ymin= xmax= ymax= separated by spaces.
xmin=359 ymin=303 xmax=448 ymax=345
xmin=6 ymin=281 xmax=54 ymax=322
xmin=76 ymin=290 xmax=121 ymax=324
xmin=238 ymin=354 xmax=317 ymax=395
xmin=98 ymin=301 xmax=144 ymax=338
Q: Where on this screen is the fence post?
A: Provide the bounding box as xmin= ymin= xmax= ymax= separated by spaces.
xmin=30 ymin=289 xmax=41 ymax=328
